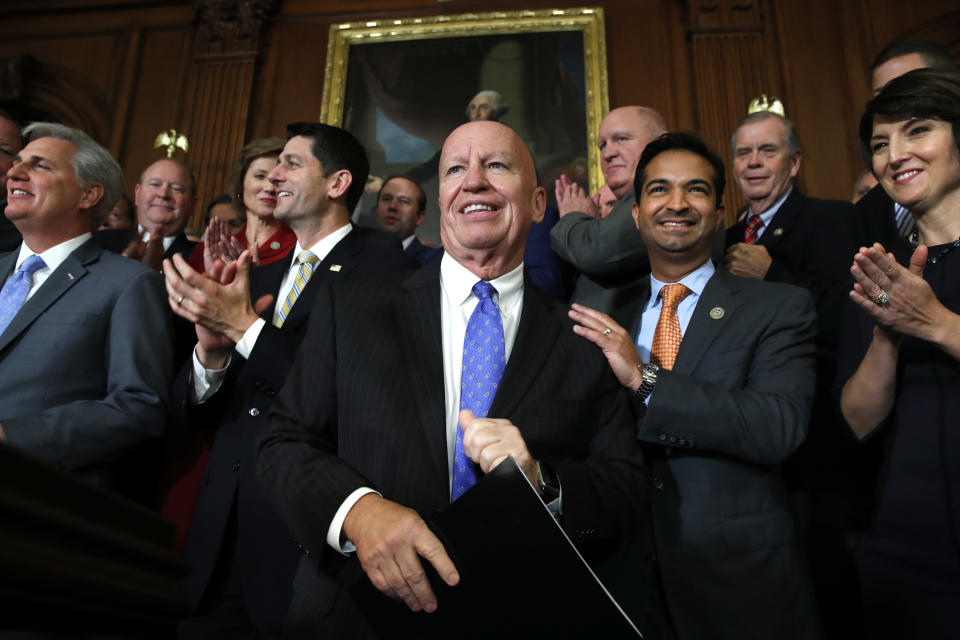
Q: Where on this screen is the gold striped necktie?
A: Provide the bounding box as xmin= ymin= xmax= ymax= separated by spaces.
xmin=273 ymin=251 xmax=319 ymax=328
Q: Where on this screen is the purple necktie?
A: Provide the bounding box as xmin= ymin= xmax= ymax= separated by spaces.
xmin=452 ymin=281 xmax=506 ymax=501
xmin=0 ymin=255 xmax=46 ymax=335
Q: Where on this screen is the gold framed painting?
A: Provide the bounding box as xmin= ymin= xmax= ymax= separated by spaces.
xmin=321 ymin=8 xmax=609 ymax=241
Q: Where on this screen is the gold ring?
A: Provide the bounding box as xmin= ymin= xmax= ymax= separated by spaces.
xmin=602 ymin=327 xmax=612 ymax=336
xmin=177 ymin=295 xmax=184 ymax=306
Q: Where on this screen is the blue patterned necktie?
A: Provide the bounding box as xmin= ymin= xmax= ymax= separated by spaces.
xmin=0 ymin=254 xmax=46 ymax=335
xmin=452 ymin=281 xmax=506 ymax=501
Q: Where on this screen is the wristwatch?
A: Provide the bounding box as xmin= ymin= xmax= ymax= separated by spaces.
xmin=632 ymin=363 xmax=659 ymax=402
xmin=535 ymin=460 xmax=561 ymax=504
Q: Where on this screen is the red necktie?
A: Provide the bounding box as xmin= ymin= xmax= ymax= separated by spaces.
xmin=650 ymin=283 xmax=692 ymax=371
xmin=744 ymin=215 xmax=763 ymax=245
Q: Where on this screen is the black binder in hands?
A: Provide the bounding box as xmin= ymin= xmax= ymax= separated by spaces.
xmin=428 ymin=456 xmax=643 ymax=638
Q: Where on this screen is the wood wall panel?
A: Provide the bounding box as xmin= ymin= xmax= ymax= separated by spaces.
xmin=0 ymin=0 xmax=955 ymax=235
xmin=117 ymin=27 xmax=192 ymax=198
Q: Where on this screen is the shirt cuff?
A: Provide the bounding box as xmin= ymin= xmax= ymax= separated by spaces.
xmin=236 ymin=317 xmax=266 ymax=359
xmin=189 ymin=346 xmax=232 ymax=404
xmin=327 ymin=487 xmax=381 ymax=555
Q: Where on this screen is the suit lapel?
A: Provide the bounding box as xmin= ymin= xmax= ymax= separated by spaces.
xmin=268 ymin=228 xmax=369 ymax=331
xmin=759 ymin=189 xmax=804 ymax=251
xmin=672 ymin=269 xmax=743 ymax=374
xmin=395 ymin=261 xmax=447 ymax=481
xmin=0 ymin=239 xmax=97 ymax=352
xmin=487 ymin=274 xmax=561 ymax=419
xmin=163 ymin=232 xmax=195 ymax=260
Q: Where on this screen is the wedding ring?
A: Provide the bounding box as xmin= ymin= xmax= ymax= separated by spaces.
xmin=602 ymin=327 xmax=613 ymax=336
xmin=872 ymin=290 xmax=889 ymax=306
xmin=177 ymin=295 xmax=184 ymax=306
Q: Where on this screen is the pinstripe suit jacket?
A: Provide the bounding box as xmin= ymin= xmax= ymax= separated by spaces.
xmin=173 ymin=226 xmax=415 ymax=629
xmin=257 ymin=257 xmax=649 ymax=636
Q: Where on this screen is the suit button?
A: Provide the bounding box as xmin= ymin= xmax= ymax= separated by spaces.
xmin=653 ymin=476 xmax=664 ymax=491
xmin=233 ymin=460 xmax=240 ymax=471
xmin=249 ymin=407 xmax=260 ymax=417
xmin=658 ymin=433 xmax=667 ymax=441
xmin=678 ymin=439 xmax=686 ymax=446
xmin=669 ymin=435 xmax=677 ymax=443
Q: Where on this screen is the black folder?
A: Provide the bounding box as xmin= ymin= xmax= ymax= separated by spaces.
xmin=428 ymin=456 xmax=642 ymax=638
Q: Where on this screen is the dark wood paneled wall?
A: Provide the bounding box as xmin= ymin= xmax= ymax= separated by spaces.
xmin=1 ymin=0 xmax=957 ymax=231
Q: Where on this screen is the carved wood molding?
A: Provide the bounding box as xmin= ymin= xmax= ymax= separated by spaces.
xmin=193 ymin=0 xmax=277 ymax=57
xmin=686 ymin=0 xmax=761 ymax=32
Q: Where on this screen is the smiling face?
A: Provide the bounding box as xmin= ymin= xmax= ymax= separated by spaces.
xmin=376 ymin=176 xmax=423 ymax=239
xmin=5 ymin=136 xmax=99 ymax=247
xmin=598 ymin=107 xmax=659 ymax=199
xmin=268 ymin=135 xmax=339 ymax=228
xmin=243 ymin=155 xmax=278 ymax=221
xmin=438 ymin=121 xmax=545 ymax=279
xmin=134 ymin=159 xmax=195 ymax=235
xmin=870 ymin=115 xmax=960 ymax=217
xmin=633 ymin=149 xmax=721 ymax=278
xmin=732 ymin=116 xmax=801 ymax=215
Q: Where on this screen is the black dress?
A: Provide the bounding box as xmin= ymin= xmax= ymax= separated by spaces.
xmin=836 ymin=240 xmax=960 ymax=639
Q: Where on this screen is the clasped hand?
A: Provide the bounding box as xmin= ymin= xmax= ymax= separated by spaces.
xmin=850 ymin=243 xmax=947 ymax=342
xmin=162 ymin=251 xmax=273 ymax=347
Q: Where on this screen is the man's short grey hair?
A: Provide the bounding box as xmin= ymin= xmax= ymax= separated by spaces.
xmin=730 ymin=111 xmax=802 ymax=158
xmin=465 ymin=90 xmax=510 ymax=120
xmin=22 ymin=122 xmax=122 ymax=222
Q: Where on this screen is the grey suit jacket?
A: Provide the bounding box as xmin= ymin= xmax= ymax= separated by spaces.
xmin=612 ymin=267 xmax=821 ymax=639
xmin=0 ymin=238 xmax=173 ymax=480
xmin=550 ymin=189 xmax=651 ymax=311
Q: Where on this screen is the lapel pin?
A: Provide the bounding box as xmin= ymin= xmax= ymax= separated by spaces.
xmin=709 ymin=306 xmax=725 ymax=319
xmin=270 ymin=241 xmax=281 ymax=250
xmin=67 ymin=273 xmax=74 ymax=280
xmin=773 ymin=228 xmax=784 ymax=237
xmin=329 ymin=264 xmax=342 ymax=272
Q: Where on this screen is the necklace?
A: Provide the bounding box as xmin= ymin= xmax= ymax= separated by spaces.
xmin=909 ymin=229 xmax=960 ymax=264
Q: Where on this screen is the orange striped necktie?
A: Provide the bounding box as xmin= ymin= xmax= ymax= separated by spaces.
xmin=650 ymin=283 xmax=692 ymax=371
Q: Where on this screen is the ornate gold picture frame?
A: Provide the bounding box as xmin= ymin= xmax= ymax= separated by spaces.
xmin=321 ymin=8 xmax=609 ymax=240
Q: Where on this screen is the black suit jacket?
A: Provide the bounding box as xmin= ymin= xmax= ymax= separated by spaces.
xmin=93 ymin=227 xmax=197 ymax=261
xmin=611 ymin=268 xmax=820 ymax=639
xmin=853 ymin=183 xmax=913 ymax=253
xmin=404 ymin=236 xmax=443 ymax=265
xmin=256 ymin=258 xmax=650 ymax=637
xmin=725 ymin=188 xmax=856 ymax=355
xmin=175 ymin=227 xmax=415 ymax=630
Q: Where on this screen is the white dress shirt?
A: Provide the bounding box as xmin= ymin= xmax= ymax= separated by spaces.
xmin=326 ymin=253 xmax=526 ymax=554
xmin=190 ymin=223 xmax=353 ymax=403
xmin=10 ymin=234 xmax=91 ymax=301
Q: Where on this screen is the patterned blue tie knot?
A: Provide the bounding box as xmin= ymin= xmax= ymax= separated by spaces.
xmin=0 ymin=254 xmax=47 ymax=335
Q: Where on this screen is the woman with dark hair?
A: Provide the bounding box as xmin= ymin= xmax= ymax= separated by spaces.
xmin=187 ymin=137 xmax=296 ymax=272
xmin=839 ymin=67 xmax=960 ymax=638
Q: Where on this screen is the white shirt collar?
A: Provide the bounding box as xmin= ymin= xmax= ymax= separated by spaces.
xmin=440 ymin=252 xmax=524 ymax=313
xmin=292 ymin=222 xmax=352 ymax=265
xmin=16 ymin=233 xmax=92 ymax=274
xmin=402 ymin=235 xmax=416 ymax=250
